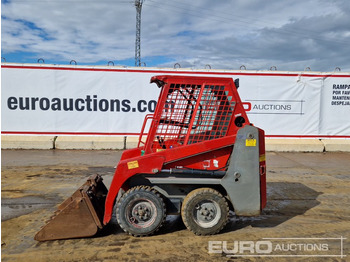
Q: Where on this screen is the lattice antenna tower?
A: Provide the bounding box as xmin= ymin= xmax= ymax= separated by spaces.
xmin=134 ymin=0 xmax=144 ymax=67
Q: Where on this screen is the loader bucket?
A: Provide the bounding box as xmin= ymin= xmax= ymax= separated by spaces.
xmin=34 ymin=174 xmax=108 ymax=241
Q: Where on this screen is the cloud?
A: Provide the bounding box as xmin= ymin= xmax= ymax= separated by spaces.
xmin=1 ymin=0 xmax=350 ymax=71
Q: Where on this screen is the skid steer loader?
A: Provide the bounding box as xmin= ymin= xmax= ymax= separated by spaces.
xmin=35 ymin=75 xmax=266 ymax=241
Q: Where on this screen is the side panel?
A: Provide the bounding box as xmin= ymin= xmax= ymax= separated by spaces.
xmin=162 ymin=146 xmax=232 ymax=170
xmin=259 ymin=128 xmax=267 ymax=210
xmin=221 ymin=125 xmax=261 ymax=216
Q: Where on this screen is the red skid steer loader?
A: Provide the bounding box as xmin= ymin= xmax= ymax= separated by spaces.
xmin=35 ymin=75 xmax=266 ymax=241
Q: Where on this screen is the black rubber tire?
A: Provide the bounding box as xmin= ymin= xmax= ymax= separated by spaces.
xmin=116 ymin=186 xmax=166 ymax=236
xmin=181 ymin=188 xmax=229 ymax=235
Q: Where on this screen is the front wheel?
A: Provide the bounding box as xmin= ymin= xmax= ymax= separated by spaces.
xmin=181 ymin=188 xmax=229 ymax=235
xmin=116 ymin=186 xmax=166 ymax=236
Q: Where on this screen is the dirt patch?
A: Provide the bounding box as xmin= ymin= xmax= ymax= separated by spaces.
xmin=2 ymin=196 xmax=56 ymax=221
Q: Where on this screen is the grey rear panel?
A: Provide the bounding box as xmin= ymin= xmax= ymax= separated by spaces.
xmin=221 ymin=125 xmax=261 ymax=216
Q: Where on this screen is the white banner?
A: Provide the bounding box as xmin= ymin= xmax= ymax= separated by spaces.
xmin=2 ymin=64 xmax=350 ymax=138
xmin=320 ymin=77 xmax=350 ymax=136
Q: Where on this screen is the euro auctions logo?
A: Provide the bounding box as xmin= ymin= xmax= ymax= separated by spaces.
xmin=209 ymin=240 xmax=273 ymax=254
xmin=208 ymin=237 xmax=346 ymax=258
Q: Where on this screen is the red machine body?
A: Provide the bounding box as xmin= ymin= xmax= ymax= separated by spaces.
xmin=103 ymin=75 xmax=265 ymax=224
xmin=35 ymin=75 xmax=266 ymax=241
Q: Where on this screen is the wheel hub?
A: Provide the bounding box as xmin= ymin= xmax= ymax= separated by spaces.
xmin=132 ymin=202 xmax=152 ymax=221
xmin=125 ymin=198 xmax=159 ymax=229
xmin=197 ymin=204 xmax=216 ymax=221
xmin=193 ymin=200 xmax=221 ymax=228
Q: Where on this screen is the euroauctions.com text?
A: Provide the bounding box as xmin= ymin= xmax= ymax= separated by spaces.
xmin=7 ymin=95 xmax=157 ymax=113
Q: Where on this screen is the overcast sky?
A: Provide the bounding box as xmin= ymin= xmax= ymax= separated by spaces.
xmin=1 ymin=0 xmax=350 ymax=71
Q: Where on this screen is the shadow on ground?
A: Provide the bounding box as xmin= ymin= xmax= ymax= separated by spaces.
xmin=222 ymin=182 xmax=322 ymax=233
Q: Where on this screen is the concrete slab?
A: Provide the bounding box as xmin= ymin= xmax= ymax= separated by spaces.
xmin=126 ymin=136 xmax=139 ymax=149
xmin=321 ymin=139 xmax=350 ymax=152
xmin=265 ymin=139 xmax=325 ymax=152
xmin=55 ymin=136 xmax=124 ymax=150
xmin=2 ymin=136 xmax=350 ymax=152
xmin=1 ymin=135 xmax=55 ymax=150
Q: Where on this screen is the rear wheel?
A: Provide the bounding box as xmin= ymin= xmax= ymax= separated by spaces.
xmin=116 ymin=186 xmax=166 ymax=236
xmin=181 ymin=188 xmax=229 ymax=235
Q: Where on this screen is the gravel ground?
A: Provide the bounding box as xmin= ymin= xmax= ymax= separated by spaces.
xmin=1 ymin=150 xmax=349 ymax=262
